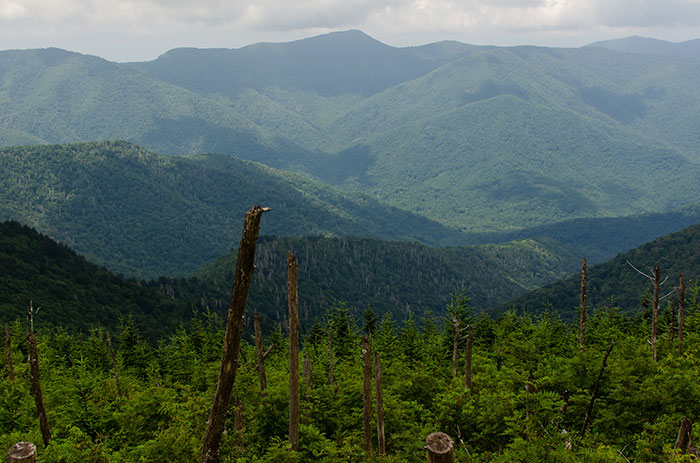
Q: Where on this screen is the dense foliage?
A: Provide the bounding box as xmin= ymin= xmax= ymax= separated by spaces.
xmin=2 ymin=296 xmax=700 ymax=462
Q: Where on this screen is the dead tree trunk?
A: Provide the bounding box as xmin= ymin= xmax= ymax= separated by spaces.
xmin=7 ymin=442 xmax=36 ymax=462
xmin=303 ymin=352 xmax=313 ymax=390
xmin=675 ymin=417 xmax=692 ymax=454
xmin=465 ymin=327 xmax=473 ymax=391
xmin=254 ymin=314 xmax=267 ymax=392
xmin=105 ymin=331 xmax=123 ymax=398
xmin=451 ymin=317 xmax=460 ymax=379
xmin=652 ymin=266 xmax=660 ymax=362
xmin=362 ymin=336 xmax=373 ymax=456
xmin=579 ymin=257 xmax=587 ymax=352
xmin=27 ymin=304 xmax=50 ymax=447
xmin=5 ymin=323 xmax=14 ymax=382
xmin=328 ymin=324 xmax=336 ymax=389
xmin=679 ymin=274 xmax=686 ymax=353
xmin=201 ymin=205 xmax=269 ymax=463
xmin=581 ymin=339 xmax=615 ymax=438
xmin=288 ymin=252 xmax=300 ymax=452
xmin=374 ymin=352 xmax=386 ymax=456
xmin=426 ymin=432 xmax=454 ymax=463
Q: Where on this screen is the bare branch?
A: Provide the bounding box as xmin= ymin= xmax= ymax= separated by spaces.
xmin=627 ymin=260 xmax=653 ymax=281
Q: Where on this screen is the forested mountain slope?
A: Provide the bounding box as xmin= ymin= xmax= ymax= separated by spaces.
xmin=3 ymin=33 xmax=700 ymax=239
xmin=498 ymin=221 xmax=700 ymax=318
xmin=587 ymin=36 xmax=700 ymax=59
xmin=0 ymin=221 xmax=195 ymax=337
xmin=0 ymin=141 xmax=470 ymax=278
xmin=176 ymin=234 xmax=580 ymax=330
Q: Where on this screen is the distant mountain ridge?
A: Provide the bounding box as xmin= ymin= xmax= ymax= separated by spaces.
xmin=587 ymin=36 xmax=700 ymax=59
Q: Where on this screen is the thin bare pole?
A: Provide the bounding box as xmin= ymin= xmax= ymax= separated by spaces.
xmin=465 ymin=327 xmax=473 ymax=390
xmin=27 ymin=303 xmax=50 ymax=446
xmin=328 ymin=324 xmax=335 ymax=387
xmin=106 ymin=331 xmax=123 ymax=398
xmin=652 ymin=266 xmax=660 ymax=362
xmin=201 ymin=205 xmax=269 ymax=463
xmin=579 ymin=258 xmax=587 ymax=352
xmin=5 ymin=323 xmax=14 ymax=382
xmin=581 ymin=339 xmax=615 ymax=438
xmin=254 ymin=314 xmax=267 ymax=392
xmin=362 ymin=336 xmax=373 ymax=456
xmin=679 ymin=274 xmax=685 ymax=353
xmin=451 ymin=317 xmax=460 ymax=379
xmin=288 ymin=252 xmax=300 ymax=452
xmin=374 ymin=352 xmax=386 ymax=455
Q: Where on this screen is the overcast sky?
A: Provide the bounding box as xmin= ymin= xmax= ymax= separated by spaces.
xmin=1 ymin=0 xmax=699 ymax=62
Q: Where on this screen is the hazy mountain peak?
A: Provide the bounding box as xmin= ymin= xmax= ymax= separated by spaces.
xmin=586 ymin=35 xmax=700 ymax=59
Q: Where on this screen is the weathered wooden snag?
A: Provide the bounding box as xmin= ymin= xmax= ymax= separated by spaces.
xmin=328 ymin=324 xmax=336 ymax=387
xmin=288 ymin=252 xmax=300 ymax=451
xmin=426 ymin=432 xmax=454 ymax=463
xmin=7 ymin=442 xmax=36 ymax=463
xmin=465 ymin=326 xmax=473 ymax=390
xmin=106 ymin=331 xmax=123 ymax=398
xmin=5 ymin=323 xmax=14 ymax=381
xmin=200 ymin=205 xmax=269 ymax=463
xmin=362 ymin=336 xmax=373 ymax=455
xmin=579 ymin=257 xmax=587 ymax=352
xmin=254 ymin=314 xmax=267 ymax=392
xmin=27 ymin=303 xmax=50 ymax=447
xmin=679 ymin=274 xmax=686 ymax=353
xmin=374 ymin=352 xmax=386 ymax=455
xmin=675 ymin=417 xmax=692 ymax=454
xmin=451 ymin=317 xmax=459 ymax=379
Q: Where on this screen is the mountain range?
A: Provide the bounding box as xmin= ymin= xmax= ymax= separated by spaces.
xmin=2 ymin=30 xmax=700 ymax=240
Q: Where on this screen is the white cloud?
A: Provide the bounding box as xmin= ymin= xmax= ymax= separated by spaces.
xmin=1 ymin=0 xmax=699 ymax=60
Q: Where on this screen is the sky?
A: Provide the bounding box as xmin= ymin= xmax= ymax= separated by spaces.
xmin=1 ymin=0 xmax=699 ymax=62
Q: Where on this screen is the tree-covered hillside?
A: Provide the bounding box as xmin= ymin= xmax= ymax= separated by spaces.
xmin=172 ymin=235 xmax=579 ymax=331
xmin=3 ymin=34 xmax=700 ymax=238
xmin=499 ymin=221 xmax=700 ymax=318
xmin=0 ymin=141 xmax=470 ymax=278
xmin=0 ymin=221 xmax=196 ymax=338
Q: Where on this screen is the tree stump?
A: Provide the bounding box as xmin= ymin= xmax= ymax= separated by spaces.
xmin=7 ymin=442 xmax=36 ymax=463
xmin=426 ymin=432 xmax=454 ymax=463
xmin=675 ymin=417 xmax=693 ymax=454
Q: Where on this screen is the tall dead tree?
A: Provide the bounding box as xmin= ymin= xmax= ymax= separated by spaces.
xmin=451 ymin=317 xmax=466 ymax=379
xmin=27 ymin=303 xmax=50 ymax=446
xmin=288 ymin=252 xmax=300 ymax=452
xmin=675 ymin=417 xmax=693 ymax=454
xmin=303 ymin=352 xmax=313 ymax=390
xmin=627 ymin=262 xmax=675 ymax=362
xmin=579 ymin=257 xmax=587 ymax=352
xmin=426 ymin=432 xmax=454 ymax=463
xmin=105 ymin=331 xmax=123 ymax=398
xmin=201 ymin=205 xmax=270 ymax=463
xmin=5 ymin=323 xmax=14 ymax=382
xmin=465 ymin=327 xmax=473 ymax=390
xmin=254 ymin=314 xmax=267 ymax=392
xmin=679 ymin=274 xmax=686 ymax=353
xmin=328 ymin=325 xmax=336 ymax=389
xmin=581 ymin=339 xmax=615 ymax=438
xmin=362 ymin=336 xmax=373 ymax=456
xmin=374 ymin=352 xmax=386 ymax=455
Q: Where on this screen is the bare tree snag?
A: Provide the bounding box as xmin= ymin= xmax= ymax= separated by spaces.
xmin=328 ymin=324 xmax=336 ymax=389
xmin=581 ymin=339 xmax=615 ymax=438
xmin=288 ymin=252 xmax=300 ymax=452
xmin=426 ymin=432 xmax=454 ymax=463
xmin=234 ymin=398 xmax=244 ymax=452
xmin=652 ymin=266 xmax=660 ymax=362
xmin=254 ymin=314 xmax=267 ymax=392
xmin=7 ymin=442 xmax=36 ymax=462
xmin=27 ymin=303 xmax=50 ymax=446
xmin=5 ymin=323 xmax=14 ymax=382
xmin=679 ymin=274 xmax=686 ymax=353
xmin=106 ymin=331 xmax=123 ymax=398
xmin=465 ymin=327 xmax=473 ymax=391
xmin=451 ymin=317 xmax=460 ymax=379
xmin=675 ymin=417 xmax=692 ymax=454
xmin=201 ymin=205 xmax=269 ymax=463
xmin=303 ymin=352 xmax=313 ymax=390
xmin=374 ymin=352 xmax=386 ymax=455
xmin=362 ymin=336 xmax=373 ymax=456
xmin=579 ymin=257 xmax=587 ymax=352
